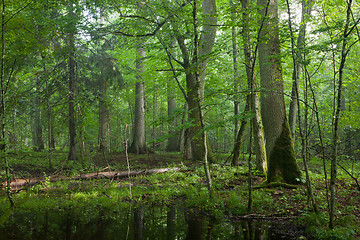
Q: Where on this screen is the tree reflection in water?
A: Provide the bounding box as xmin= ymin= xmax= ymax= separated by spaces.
xmin=0 ymin=205 xmax=305 ymax=239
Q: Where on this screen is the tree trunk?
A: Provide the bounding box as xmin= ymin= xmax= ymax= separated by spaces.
xmin=288 ymin=0 xmax=313 ymax=140
xmin=231 ymin=97 xmax=249 ymax=166
xmin=151 ymin=86 xmax=158 ymax=149
xmin=34 ymin=77 xmax=44 ymax=151
xmin=166 ymin=80 xmax=179 ymax=152
xmin=241 ymin=0 xmax=267 ymax=172
xmin=258 ymin=0 xmax=301 ymax=184
xmin=252 ymin=92 xmax=267 ymax=172
xmin=44 ymin=59 xmax=53 ymax=169
xmin=1 ymin=0 xmax=14 ymax=207
xmin=67 ymin=6 xmax=77 ymax=161
xmin=98 ymin=76 xmax=108 ymax=153
xmin=230 ymin=0 xmax=240 ymax=141
xmin=180 ymin=0 xmax=217 ymax=161
xmin=129 ymin=42 xmax=147 ymax=154
xmin=330 ymin=0 xmax=352 ymax=229
xmin=285 ymin=0 xmax=317 ymax=213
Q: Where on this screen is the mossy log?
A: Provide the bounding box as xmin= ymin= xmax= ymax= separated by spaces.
xmin=1 ymin=167 xmax=181 ymax=191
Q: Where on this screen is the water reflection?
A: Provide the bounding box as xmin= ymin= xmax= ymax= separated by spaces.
xmin=0 ymin=205 xmax=305 ymax=239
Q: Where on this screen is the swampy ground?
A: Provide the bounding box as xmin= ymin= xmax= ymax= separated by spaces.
xmin=0 ymin=150 xmax=359 ymax=239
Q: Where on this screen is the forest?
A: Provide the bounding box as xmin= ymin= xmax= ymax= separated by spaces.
xmin=0 ymin=0 xmax=360 ymax=239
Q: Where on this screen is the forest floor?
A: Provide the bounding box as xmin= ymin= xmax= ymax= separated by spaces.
xmin=1 ymin=151 xmax=360 ymax=239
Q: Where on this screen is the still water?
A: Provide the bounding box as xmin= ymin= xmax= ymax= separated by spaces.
xmin=0 ymin=205 xmax=306 ymax=240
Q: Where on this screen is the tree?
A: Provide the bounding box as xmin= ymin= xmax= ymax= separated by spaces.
xmin=257 ymin=0 xmax=301 ymax=184
xmin=230 ymin=0 xmax=240 ymax=141
xmin=232 ymin=0 xmax=267 ymax=172
xmin=67 ymin=2 xmax=77 ymax=161
xmin=176 ymin=0 xmax=217 ymax=161
xmin=33 ymin=77 xmax=45 ymax=151
xmin=129 ymin=40 xmax=147 ymax=154
xmin=166 ymin=78 xmax=179 ymax=152
xmin=288 ymin=0 xmax=314 ymax=140
xmin=329 ymin=0 xmax=353 ymax=229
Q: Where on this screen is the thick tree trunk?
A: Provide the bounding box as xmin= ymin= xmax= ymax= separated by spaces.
xmin=129 ymin=43 xmax=147 ymax=154
xmin=67 ymin=7 xmax=77 ymax=161
xmin=258 ymin=0 xmax=301 ymax=184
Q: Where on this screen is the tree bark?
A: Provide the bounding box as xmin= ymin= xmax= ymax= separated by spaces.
xmin=166 ymin=80 xmax=179 ymax=152
xmin=1 ymin=0 xmax=14 ymax=207
xmin=67 ymin=6 xmax=77 ymax=161
xmin=231 ymin=97 xmax=249 ymax=166
xmin=34 ymin=79 xmax=45 ymax=151
xmin=258 ymin=0 xmax=301 ymax=184
xmin=43 ymin=58 xmax=53 ymax=169
xmin=330 ymin=0 xmax=352 ymax=229
xmin=98 ymin=74 xmax=108 ymax=153
xmin=129 ymin=42 xmax=147 ymax=154
xmin=179 ymin=0 xmax=217 ymax=161
xmin=231 ymin=0 xmax=267 ymax=171
xmin=241 ymin=0 xmax=266 ymax=172
xmin=230 ymin=0 xmax=240 ymax=141
xmin=288 ymin=0 xmax=313 ymax=140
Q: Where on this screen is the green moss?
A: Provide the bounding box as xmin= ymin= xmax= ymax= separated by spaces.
xmin=266 ymin=118 xmax=302 ymax=184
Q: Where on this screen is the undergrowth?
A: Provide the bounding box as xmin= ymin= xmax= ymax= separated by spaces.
xmin=0 ymin=150 xmax=359 ymax=239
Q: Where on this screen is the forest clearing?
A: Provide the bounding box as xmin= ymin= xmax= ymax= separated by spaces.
xmin=1 ymin=0 xmax=360 ymax=239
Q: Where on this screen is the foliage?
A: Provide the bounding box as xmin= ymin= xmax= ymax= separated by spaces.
xmin=1 ymin=0 xmax=360 ymax=238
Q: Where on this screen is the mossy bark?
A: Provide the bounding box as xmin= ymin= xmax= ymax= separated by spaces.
xmin=266 ymin=118 xmax=301 ymax=184
xmin=258 ymin=0 xmax=301 ymax=184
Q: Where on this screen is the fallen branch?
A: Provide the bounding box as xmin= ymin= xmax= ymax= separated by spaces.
xmin=1 ymin=167 xmax=181 ymax=191
xmin=338 ymin=163 xmax=360 ymax=191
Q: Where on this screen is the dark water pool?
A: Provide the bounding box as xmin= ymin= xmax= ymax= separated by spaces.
xmin=0 ymin=205 xmax=307 ymax=240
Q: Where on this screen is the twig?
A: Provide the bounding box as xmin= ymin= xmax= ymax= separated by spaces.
xmin=338 ymin=163 xmax=360 ymax=191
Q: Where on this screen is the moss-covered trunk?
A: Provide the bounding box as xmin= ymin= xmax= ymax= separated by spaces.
xmin=266 ymin=118 xmax=301 ymax=184
xmin=258 ymin=0 xmax=301 ymax=184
